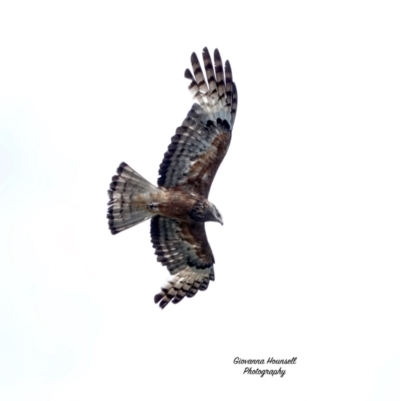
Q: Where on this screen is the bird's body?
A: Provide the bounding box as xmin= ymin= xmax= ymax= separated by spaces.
xmin=107 ymin=48 xmax=237 ymax=308
xmin=124 ymin=186 xmax=217 ymax=224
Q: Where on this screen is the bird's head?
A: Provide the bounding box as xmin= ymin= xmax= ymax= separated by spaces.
xmin=207 ymin=202 xmax=224 ymax=225
xmin=190 ymin=199 xmax=223 ymax=225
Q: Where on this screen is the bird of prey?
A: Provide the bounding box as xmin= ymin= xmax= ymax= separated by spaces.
xmin=107 ymin=48 xmax=238 ymax=309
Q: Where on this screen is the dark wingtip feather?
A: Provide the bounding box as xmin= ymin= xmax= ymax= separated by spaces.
xmin=214 ymin=48 xmax=221 ymax=61
xmin=154 ymin=293 xmax=163 ymax=304
xmin=159 ymin=300 xmax=168 ymax=309
xmin=190 ymin=52 xmax=198 ymax=64
xmin=109 ymin=227 xmax=119 ymax=235
xmin=184 ymin=68 xmax=193 ymax=79
xmin=117 ymin=162 xmax=127 ymax=175
xmin=154 ymin=290 xmax=170 ymax=309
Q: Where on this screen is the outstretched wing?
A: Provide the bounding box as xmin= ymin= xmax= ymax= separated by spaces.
xmin=157 ymin=47 xmax=238 ymax=197
xmin=151 ymin=216 xmax=215 ymax=309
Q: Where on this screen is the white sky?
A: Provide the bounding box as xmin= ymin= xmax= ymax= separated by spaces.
xmin=1 ymin=1 xmax=400 ymax=400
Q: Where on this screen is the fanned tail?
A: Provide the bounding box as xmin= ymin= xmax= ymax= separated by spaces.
xmin=184 ymin=47 xmax=238 ymax=130
xmin=107 ymin=162 xmax=159 ymax=234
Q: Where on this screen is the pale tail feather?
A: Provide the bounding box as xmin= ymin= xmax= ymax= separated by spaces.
xmin=107 ymin=162 xmax=159 ymax=234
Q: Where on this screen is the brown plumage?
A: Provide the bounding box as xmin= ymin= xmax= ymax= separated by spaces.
xmin=107 ymin=48 xmax=238 ymax=309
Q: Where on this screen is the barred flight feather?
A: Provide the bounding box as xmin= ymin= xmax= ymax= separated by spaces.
xmin=150 ymin=216 xmax=214 ymax=275
xmin=154 ymin=266 xmax=215 ymax=309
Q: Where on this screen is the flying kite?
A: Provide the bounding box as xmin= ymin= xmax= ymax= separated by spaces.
xmin=107 ymin=48 xmax=238 ymax=308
